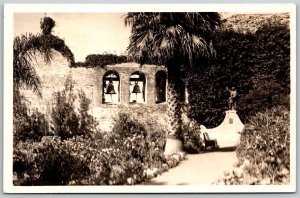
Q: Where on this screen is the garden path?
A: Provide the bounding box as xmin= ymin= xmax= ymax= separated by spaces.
xmin=144 ymin=151 xmax=237 ymax=185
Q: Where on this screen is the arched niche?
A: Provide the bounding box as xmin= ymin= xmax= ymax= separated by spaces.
xmin=103 ymin=70 xmax=120 ymax=104
xmin=155 ymin=70 xmax=167 ymax=103
xmin=129 ymin=71 xmax=146 ymax=103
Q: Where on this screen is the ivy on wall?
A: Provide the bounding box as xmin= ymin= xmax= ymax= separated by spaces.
xmin=74 ymin=54 xmax=128 ymax=68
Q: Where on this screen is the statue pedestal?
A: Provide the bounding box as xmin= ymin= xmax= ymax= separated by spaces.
xmin=201 ymin=110 xmax=244 ymax=148
xmin=217 ymin=110 xmax=244 ymax=133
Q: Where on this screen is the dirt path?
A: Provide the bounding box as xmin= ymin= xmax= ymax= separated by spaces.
xmin=144 ymin=151 xmax=237 ymax=185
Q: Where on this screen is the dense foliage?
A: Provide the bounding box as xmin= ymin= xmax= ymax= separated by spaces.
xmin=181 ymin=121 xmax=204 ymax=153
xmin=89 ymin=112 xmax=170 ymax=185
xmin=40 ymin=17 xmax=56 ymax=35
xmin=215 ymin=106 xmax=290 ymax=185
xmin=188 ymin=22 xmax=290 ymax=127
xmin=13 ymin=91 xmax=49 ymax=143
xmin=13 ymin=136 xmax=91 ymax=185
xmin=13 ymin=110 xmax=184 ymax=185
xmin=75 ymin=54 xmax=128 ymax=68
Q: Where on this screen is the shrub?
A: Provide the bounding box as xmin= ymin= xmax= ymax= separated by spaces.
xmin=13 ymin=136 xmax=90 ymax=185
xmin=13 ymin=91 xmax=48 ymax=143
xmin=182 ymin=121 xmax=205 ymax=153
xmin=89 ymin=111 xmax=170 ymax=185
xmin=238 ymin=79 xmax=290 ymax=122
xmin=148 ymin=123 xmax=167 ymax=168
xmin=14 ymin=108 xmax=48 ymax=143
xmin=89 ymin=146 xmax=145 ymax=185
xmin=111 ymin=112 xmax=147 ymax=140
xmin=13 ymin=110 xmax=183 ymax=185
xmin=110 ymin=112 xmax=166 ymax=169
xmin=138 ymin=115 xmax=167 ymax=168
xmin=13 ymin=144 xmax=35 ymax=183
xmin=215 ymin=106 xmax=290 ymax=185
xmin=35 ymin=138 xmax=90 ymax=185
xmin=51 ymin=79 xmax=98 ymax=140
xmin=51 ymin=79 xmax=79 ymax=140
xmin=77 ymin=90 xmax=99 ymax=137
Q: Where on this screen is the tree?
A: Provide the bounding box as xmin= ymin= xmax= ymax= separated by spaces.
xmin=125 ymin=13 xmax=221 ymax=153
xmin=13 ymin=17 xmax=75 ymax=143
xmin=13 ymin=16 xmax=75 ymax=96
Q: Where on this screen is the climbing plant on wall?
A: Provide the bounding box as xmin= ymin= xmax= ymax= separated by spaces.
xmin=75 ymin=53 xmax=128 ymax=68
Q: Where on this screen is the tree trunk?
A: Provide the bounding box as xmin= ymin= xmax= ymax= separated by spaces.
xmin=184 ymin=82 xmax=189 ymax=104
xmin=164 ymin=69 xmax=184 ymax=155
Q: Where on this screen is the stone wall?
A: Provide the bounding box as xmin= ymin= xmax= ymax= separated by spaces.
xmin=93 ymin=104 xmax=167 ymax=131
xmin=20 ymin=51 xmax=71 ymax=113
xmin=21 ymin=52 xmax=168 ymax=132
xmin=90 ymin=63 xmax=168 ymax=131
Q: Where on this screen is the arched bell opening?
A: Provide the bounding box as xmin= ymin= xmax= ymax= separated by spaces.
xmin=129 ymin=71 xmax=146 ymax=103
xmin=103 ymin=70 xmax=120 ymax=104
xmin=155 ymin=71 xmax=167 ymax=104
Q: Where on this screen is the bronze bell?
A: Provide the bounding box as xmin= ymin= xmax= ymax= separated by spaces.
xmin=132 ymin=82 xmax=141 ymax=93
xmin=105 ymin=81 xmax=116 ymax=94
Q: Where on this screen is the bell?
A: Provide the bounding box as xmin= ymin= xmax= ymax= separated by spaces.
xmin=105 ymin=81 xmax=116 ymax=94
xmin=132 ymin=82 xmax=141 ymax=93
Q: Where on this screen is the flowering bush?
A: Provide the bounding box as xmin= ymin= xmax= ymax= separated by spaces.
xmin=88 ymin=146 xmax=145 ymax=185
xmin=215 ymin=106 xmax=290 ymax=185
xmin=82 ymin=111 xmax=181 ymax=185
xmin=13 ymin=136 xmax=90 ymax=185
xmin=95 ymin=112 xmax=168 ymax=184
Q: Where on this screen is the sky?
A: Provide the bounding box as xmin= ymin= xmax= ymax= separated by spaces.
xmin=13 ymin=13 xmax=237 ymax=63
xmin=14 ymin=13 xmax=131 ymax=62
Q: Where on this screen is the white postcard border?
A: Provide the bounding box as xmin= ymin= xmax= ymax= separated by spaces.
xmin=3 ymin=3 xmax=297 ymax=193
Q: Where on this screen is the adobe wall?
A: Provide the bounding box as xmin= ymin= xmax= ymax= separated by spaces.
xmin=21 ymin=51 xmax=168 ymax=132
xmin=89 ymin=63 xmax=168 ymax=131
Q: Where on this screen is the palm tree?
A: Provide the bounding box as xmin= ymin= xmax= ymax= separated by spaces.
xmin=13 ymin=16 xmax=75 ymax=96
xmin=13 ymin=17 xmax=75 ymax=142
xmin=125 ymin=12 xmax=221 ymax=154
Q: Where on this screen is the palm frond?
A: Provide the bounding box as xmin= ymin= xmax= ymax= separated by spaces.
xmin=14 ymin=27 xmax=75 ymax=96
xmin=23 ymin=34 xmax=75 ymax=66
xmin=125 ymin=12 xmax=221 ymax=68
xmin=13 ymin=34 xmax=42 ymax=96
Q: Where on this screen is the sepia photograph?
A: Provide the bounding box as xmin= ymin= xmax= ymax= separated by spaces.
xmin=3 ymin=3 xmax=296 ymax=193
